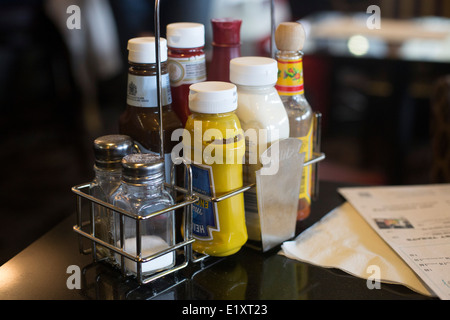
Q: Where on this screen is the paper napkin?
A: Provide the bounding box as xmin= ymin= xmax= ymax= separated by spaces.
xmin=280 ymin=202 xmax=434 ymax=297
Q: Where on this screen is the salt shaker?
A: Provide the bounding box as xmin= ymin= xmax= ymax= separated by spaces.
xmin=90 ymin=134 xmax=135 ymax=261
xmin=112 ymin=153 xmax=175 ymax=277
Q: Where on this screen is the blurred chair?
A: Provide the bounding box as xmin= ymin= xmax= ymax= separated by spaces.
xmin=430 ymin=75 xmax=450 ymax=183
xmin=0 ymin=1 xmax=94 ymax=265
xmin=45 ymin=0 xmax=123 ymax=138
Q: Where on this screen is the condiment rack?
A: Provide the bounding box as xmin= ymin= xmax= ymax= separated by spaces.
xmin=71 ymin=0 xmax=325 ymax=285
xmin=73 ymin=160 xmax=202 ymax=285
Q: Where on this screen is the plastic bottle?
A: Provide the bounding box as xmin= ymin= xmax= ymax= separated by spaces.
xmin=207 ymin=18 xmax=242 ymax=82
xmin=183 ymin=81 xmax=247 ymax=256
xmin=167 ymin=22 xmax=207 ymax=126
xmin=275 ymin=22 xmax=314 ymax=221
xmin=229 ymin=56 xmax=290 ymax=241
xmin=90 ymin=134 xmax=135 ymax=261
xmin=112 ymin=153 xmax=175 ymax=277
xmin=119 ymin=37 xmax=183 ymax=183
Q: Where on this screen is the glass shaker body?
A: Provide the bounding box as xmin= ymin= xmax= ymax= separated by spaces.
xmin=112 ymin=154 xmax=175 ymax=277
xmin=90 ymin=168 xmax=122 ymax=260
xmin=89 ymin=134 xmax=134 ymax=261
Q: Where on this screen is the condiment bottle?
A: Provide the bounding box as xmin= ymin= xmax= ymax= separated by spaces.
xmin=90 ymin=134 xmax=135 ymax=261
xmin=183 ymin=81 xmax=247 ymax=256
xmin=112 ymin=153 xmax=175 ymax=277
xmin=119 ymin=37 xmax=183 ymax=183
xmin=229 ymin=56 xmax=290 ymax=241
xmin=275 ymin=22 xmax=314 ymax=221
xmin=207 ymin=18 xmax=242 ymax=82
xmin=167 ymin=22 xmax=207 ymax=126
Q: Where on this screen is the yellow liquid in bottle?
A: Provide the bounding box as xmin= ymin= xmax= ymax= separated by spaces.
xmin=183 ymin=111 xmax=247 ymax=256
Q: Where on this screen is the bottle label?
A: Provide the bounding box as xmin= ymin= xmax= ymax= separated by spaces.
xmin=189 ymin=163 xmax=219 ymax=240
xmin=297 ymin=123 xmax=313 ymax=203
xmin=276 ymin=57 xmax=304 ymax=96
xmin=168 ymin=54 xmax=206 ymax=87
xmin=127 ymin=73 xmax=172 ymax=107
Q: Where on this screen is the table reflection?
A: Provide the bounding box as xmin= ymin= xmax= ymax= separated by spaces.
xmin=78 ymin=244 xmax=428 ymax=300
xmin=79 ymin=247 xmax=312 ymax=300
xmin=301 ymin=12 xmax=450 ymax=62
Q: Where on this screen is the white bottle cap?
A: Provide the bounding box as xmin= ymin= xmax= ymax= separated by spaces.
xmin=166 ymin=22 xmax=205 ymax=48
xmin=230 ymin=56 xmax=278 ymax=86
xmin=189 ymin=81 xmax=237 ymax=114
xmin=127 ymin=37 xmax=168 ymax=63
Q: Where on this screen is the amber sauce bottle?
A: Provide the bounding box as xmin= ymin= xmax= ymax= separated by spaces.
xmin=119 ymin=37 xmax=182 ymax=182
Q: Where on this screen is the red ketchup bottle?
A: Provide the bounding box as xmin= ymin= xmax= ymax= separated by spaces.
xmin=207 ymin=18 xmax=242 ymax=82
xmin=167 ymin=22 xmax=207 ymax=126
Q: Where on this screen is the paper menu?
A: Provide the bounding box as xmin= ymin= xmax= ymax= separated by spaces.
xmin=338 ymin=184 xmax=450 ymax=300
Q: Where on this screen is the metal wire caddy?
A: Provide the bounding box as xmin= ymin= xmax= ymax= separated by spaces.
xmin=71 ymin=0 xmax=326 ymax=285
xmin=72 ymin=154 xmax=324 ymax=285
xmin=73 ymin=160 xmax=203 ymax=285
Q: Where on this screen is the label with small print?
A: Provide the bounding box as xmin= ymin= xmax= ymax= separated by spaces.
xmin=276 ymin=57 xmax=304 ymax=96
xmin=297 ymin=124 xmax=313 ymax=203
xmin=168 ymin=54 xmax=206 ymax=87
xmin=189 ymin=163 xmax=219 ymax=240
xmin=127 ymin=73 xmax=172 ymax=107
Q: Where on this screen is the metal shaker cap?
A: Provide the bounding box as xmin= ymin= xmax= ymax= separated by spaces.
xmin=121 ymin=153 xmax=164 ymax=184
xmin=93 ymin=135 xmax=135 ymax=169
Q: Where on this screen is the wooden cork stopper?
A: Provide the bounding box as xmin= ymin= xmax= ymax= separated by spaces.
xmin=275 ymin=22 xmax=306 ymax=51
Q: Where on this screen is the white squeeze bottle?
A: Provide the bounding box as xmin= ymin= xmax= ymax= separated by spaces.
xmin=230 ymin=56 xmax=290 ymax=241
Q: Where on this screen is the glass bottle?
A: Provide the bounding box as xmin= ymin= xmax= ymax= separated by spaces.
xmin=89 ymin=134 xmax=135 ymax=261
xmin=207 ymin=18 xmax=242 ymax=82
xmin=184 ymin=81 xmax=247 ymax=257
xmin=275 ymin=22 xmax=314 ymax=221
xmin=112 ymin=153 xmax=175 ymax=277
xmin=167 ymin=22 xmax=207 ymax=126
xmin=229 ymin=56 xmax=290 ymax=241
xmin=119 ymin=37 xmax=183 ymax=183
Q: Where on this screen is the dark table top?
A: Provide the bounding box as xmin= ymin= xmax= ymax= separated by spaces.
xmin=0 ymin=180 xmax=435 ymax=301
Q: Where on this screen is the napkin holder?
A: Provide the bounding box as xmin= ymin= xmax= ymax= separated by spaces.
xmin=246 ymin=138 xmax=305 ymax=252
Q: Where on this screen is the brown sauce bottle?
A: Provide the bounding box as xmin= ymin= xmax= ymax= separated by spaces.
xmin=119 ymin=37 xmax=183 ymax=182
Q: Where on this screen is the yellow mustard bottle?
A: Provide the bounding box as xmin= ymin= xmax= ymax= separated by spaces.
xmin=183 ymin=81 xmax=247 ymax=257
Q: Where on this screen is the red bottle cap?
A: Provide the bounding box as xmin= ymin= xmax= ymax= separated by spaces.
xmin=211 ymin=18 xmax=242 ymax=46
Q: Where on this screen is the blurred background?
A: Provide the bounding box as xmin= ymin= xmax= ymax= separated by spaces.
xmin=1 ymin=0 xmax=450 ymax=265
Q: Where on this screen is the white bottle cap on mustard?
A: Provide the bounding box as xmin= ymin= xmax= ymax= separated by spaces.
xmin=189 ymin=81 xmax=237 ymax=114
xmin=127 ymin=37 xmax=168 ymax=63
xmin=166 ymin=22 xmax=205 ymax=48
xmin=230 ymin=56 xmax=278 ymax=86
